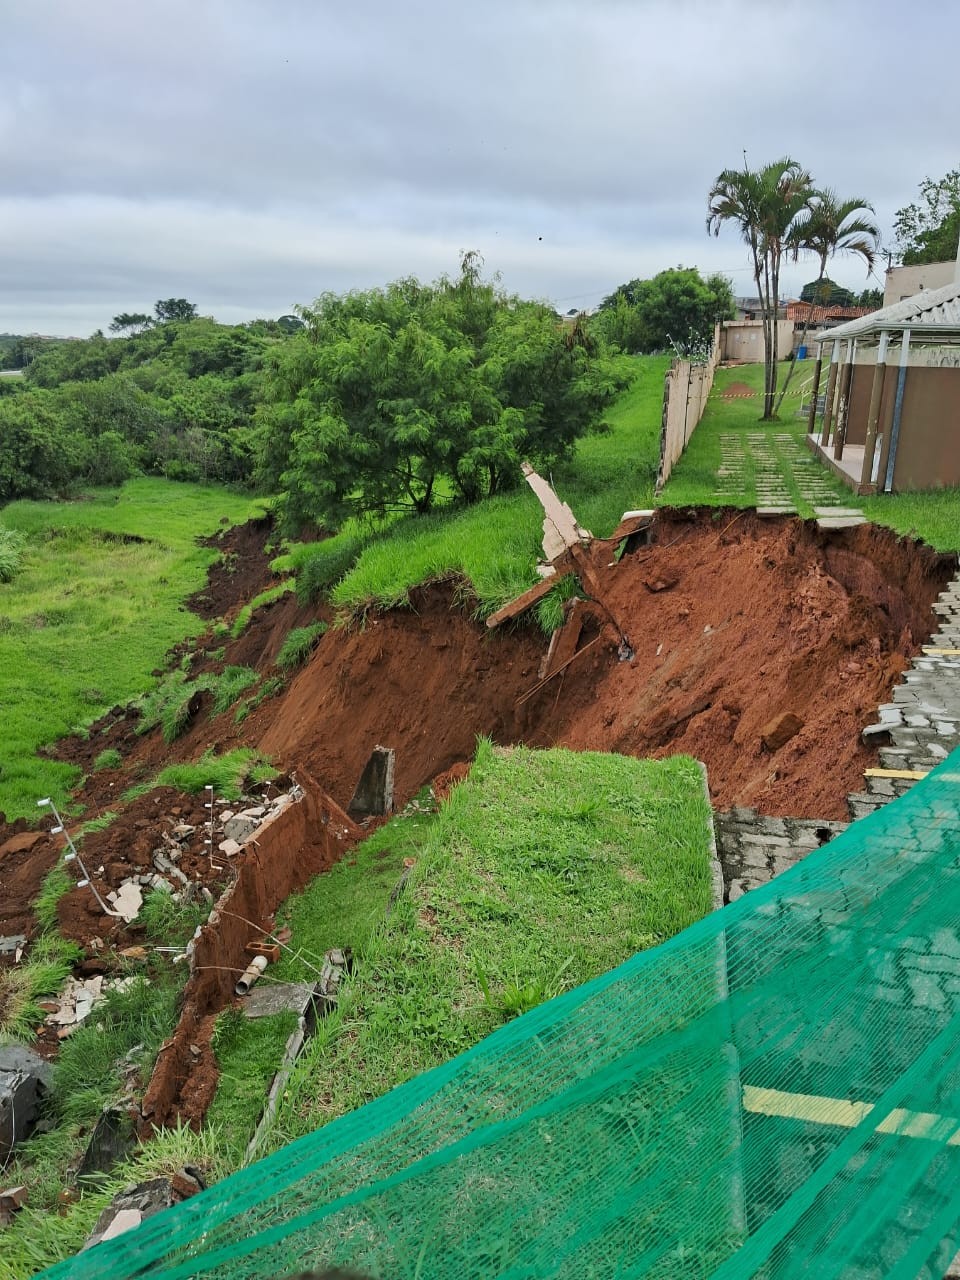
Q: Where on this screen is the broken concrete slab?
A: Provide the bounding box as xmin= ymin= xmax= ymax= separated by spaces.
xmin=348 ymin=745 xmax=395 ymax=818
xmin=0 ymin=934 xmax=27 ymax=956
xmin=222 ymin=815 xmax=258 ymax=844
xmin=217 ymin=837 xmax=243 ymax=857
xmin=816 ymin=515 xmax=866 ymax=530
xmin=0 ymin=1046 xmax=53 ymax=1157
xmin=107 ymin=880 xmax=143 ymax=923
xmin=82 ymin=1169 xmax=206 ymax=1251
xmin=242 ymin=980 xmax=319 ymax=1020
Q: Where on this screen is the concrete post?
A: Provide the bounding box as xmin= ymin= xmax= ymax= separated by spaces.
xmin=806 ymin=344 xmax=824 ymax=436
xmin=819 ymin=340 xmax=841 ymax=446
xmin=833 ymin=340 xmax=856 ymax=460
xmin=859 ymin=332 xmax=889 ymax=490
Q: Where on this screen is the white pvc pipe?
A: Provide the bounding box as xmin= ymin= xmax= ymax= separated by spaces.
xmin=236 ymin=955 xmax=268 ymax=995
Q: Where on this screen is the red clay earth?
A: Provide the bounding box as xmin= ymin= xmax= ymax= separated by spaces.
xmin=2 ymin=509 xmax=954 ymax=971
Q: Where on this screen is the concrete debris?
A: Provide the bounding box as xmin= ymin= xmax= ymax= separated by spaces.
xmin=0 ymin=934 xmax=27 ymax=957
xmin=83 ymin=1169 xmax=204 ymax=1251
xmin=222 ymin=816 xmax=258 ymax=844
xmin=217 ymin=837 xmax=243 ymax=857
xmin=348 ymin=746 xmax=396 ymax=818
xmin=0 ymin=1184 xmax=28 ymax=1226
xmin=0 ymin=1046 xmax=53 ymax=1157
xmin=243 ymin=979 xmax=319 ymax=1020
xmin=107 ymin=880 xmax=143 ymax=923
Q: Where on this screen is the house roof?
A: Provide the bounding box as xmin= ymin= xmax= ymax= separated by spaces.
xmin=813 ymin=277 xmax=960 ymax=344
xmin=786 ymin=302 xmax=873 ymax=324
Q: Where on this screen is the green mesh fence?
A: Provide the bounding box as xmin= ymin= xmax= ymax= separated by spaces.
xmin=42 ymin=748 xmax=960 ymax=1279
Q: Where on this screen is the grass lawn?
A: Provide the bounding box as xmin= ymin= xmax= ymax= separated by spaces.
xmin=0 ymin=478 xmax=265 ymax=820
xmin=230 ymin=742 xmax=714 ymax=1158
xmin=661 ymin=362 xmax=960 ymax=552
xmin=285 ymin=356 xmax=670 ymax=621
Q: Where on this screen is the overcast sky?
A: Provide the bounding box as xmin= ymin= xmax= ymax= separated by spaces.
xmin=1 ymin=0 xmax=956 ymax=335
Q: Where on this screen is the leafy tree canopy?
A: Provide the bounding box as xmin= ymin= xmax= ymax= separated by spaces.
xmin=154 ymin=297 xmax=199 ymax=323
xmin=109 ymin=312 xmax=154 ymax=335
xmin=799 ymin=277 xmax=855 ymax=307
xmin=894 ymin=170 xmax=960 ymax=265
xmin=595 ymin=267 xmax=734 ymax=355
xmin=258 ymin=254 xmax=629 ymax=529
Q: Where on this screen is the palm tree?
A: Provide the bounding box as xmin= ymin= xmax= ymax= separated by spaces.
xmin=774 ymin=191 xmax=880 ymax=413
xmin=707 ymin=157 xmax=815 ymax=418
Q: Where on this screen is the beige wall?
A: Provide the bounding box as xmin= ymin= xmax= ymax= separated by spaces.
xmin=883 ymin=261 xmax=954 ymax=306
xmin=721 ymin=319 xmax=794 ymax=362
xmin=656 ymin=325 xmax=721 ymax=490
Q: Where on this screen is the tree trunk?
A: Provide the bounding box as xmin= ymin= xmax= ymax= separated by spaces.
xmin=774 ymin=258 xmax=827 ymax=415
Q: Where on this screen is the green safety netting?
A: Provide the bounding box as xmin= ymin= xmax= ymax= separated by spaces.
xmin=42 ymin=747 xmax=960 ymax=1280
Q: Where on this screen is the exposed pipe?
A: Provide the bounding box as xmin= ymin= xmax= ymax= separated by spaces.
xmin=235 ymin=954 xmax=268 ymax=996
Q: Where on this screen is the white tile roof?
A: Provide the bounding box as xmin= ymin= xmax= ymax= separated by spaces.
xmin=813 ymin=277 xmax=960 ymax=343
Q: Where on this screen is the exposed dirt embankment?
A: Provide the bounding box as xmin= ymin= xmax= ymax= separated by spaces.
xmin=141 ymin=771 xmax=359 ymax=1129
xmin=249 ymin=512 xmax=951 ymax=820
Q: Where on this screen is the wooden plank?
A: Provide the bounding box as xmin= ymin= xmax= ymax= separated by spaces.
xmin=863 ymin=768 xmax=929 ymax=781
xmin=539 ymin=598 xmax=583 ymax=680
xmin=922 ymin=647 xmax=960 ymax=656
xmin=485 ymin=567 xmax=573 ymax=629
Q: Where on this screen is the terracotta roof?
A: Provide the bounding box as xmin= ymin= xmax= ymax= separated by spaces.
xmin=785 ymin=302 xmax=873 ymax=323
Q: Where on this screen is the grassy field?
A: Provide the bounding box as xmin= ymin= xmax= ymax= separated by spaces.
xmin=222 ymin=742 xmax=715 ymax=1159
xmin=0 ymin=478 xmax=265 ymax=819
xmin=661 ymin=361 xmax=960 ymax=551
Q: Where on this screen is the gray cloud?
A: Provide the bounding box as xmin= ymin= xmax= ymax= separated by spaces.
xmin=0 ymin=0 xmax=956 ymax=334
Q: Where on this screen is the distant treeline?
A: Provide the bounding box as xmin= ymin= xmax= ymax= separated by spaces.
xmin=3 ymin=261 xmax=722 ymax=520
xmin=0 ymin=312 xmax=295 ymax=502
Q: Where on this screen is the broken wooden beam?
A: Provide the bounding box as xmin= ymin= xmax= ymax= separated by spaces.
xmin=486 ymin=568 xmax=573 ymax=629
xmin=538 ymin=597 xmax=583 ymax=680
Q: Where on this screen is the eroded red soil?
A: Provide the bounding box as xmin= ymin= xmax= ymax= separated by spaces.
xmin=2 ymin=509 xmax=953 ymax=982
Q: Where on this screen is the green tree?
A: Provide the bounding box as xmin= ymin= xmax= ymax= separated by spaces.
xmin=258 ymin=256 xmax=626 ymax=529
xmin=799 ymin=277 xmax=855 ymax=306
xmin=855 ymin=287 xmax=883 ymax=308
xmin=894 ymin=170 xmax=960 ymax=265
xmin=0 ymin=395 xmax=80 ymax=501
xmin=707 ymin=157 xmax=815 ymax=418
xmin=109 ymin=312 xmax=154 ymax=336
xmin=154 ymin=298 xmax=199 ymax=323
xmin=595 ymin=267 xmax=733 ymax=354
xmin=776 ymin=190 xmax=878 ymax=412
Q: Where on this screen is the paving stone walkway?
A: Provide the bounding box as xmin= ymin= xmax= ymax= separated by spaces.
xmin=714 ymin=429 xmax=848 ymax=512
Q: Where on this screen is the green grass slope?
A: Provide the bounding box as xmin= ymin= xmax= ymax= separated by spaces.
xmin=245 ymin=742 xmax=713 ymax=1156
xmin=0 ymin=477 xmax=264 ymax=819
